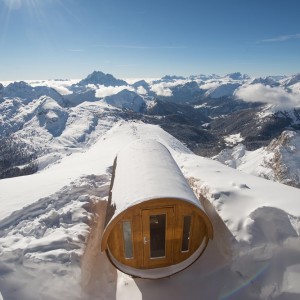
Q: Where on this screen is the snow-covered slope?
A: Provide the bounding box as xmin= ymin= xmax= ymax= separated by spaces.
xmin=2 ymin=81 xmax=65 ymax=106
xmin=214 ymin=130 xmax=300 ymax=188
xmin=0 ymin=91 xmax=119 ymax=171
xmin=1 ymin=121 xmax=300 ymax=300
xmin=103 ymin=89 xmax=146 ymax=112
xmin=204 ymin=82 xmax=242 ymax=98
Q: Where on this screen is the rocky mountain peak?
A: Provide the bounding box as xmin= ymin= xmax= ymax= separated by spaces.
xmin=78 ymin=71 xmax=128 ymax=87
xmin=266 ymin=130 xmax=300 ymax=188
xmin=284 ymin=73 xmax=300 ymax=87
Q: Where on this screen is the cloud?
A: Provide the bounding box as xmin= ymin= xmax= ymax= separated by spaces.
xmin=50 ymin=84 xmax=73 ymax=96
xmin=260 ymin=33 xmax=300 ymax=43
xmin=234 ymin=84 xmax=300 ymax=109
xmin=136 ymin=86 xmax=147 ymax=95
xmin=199 ymin=81 xmax=220 ymax=90
xmin=150 ymin=79 xmax=189 ymax=97
xmin=30 ymin=80 xmax=77 ymax=95
xmin=95 ymin=85 xmax=135 ymax=98
xmin=150 ymin=83 xmax=173 ymax=97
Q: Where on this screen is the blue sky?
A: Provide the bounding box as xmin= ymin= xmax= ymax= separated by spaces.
xmin=0 ymin=0 xmax=300 ymax=80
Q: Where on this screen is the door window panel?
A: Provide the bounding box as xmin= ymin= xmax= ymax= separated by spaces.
xmin=150 ymin=214 xmax=166 ymax=258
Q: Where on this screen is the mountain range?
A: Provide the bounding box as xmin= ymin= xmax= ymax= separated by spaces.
xmin=1 ymin=70 xmax=300 ymax=186
xmin=1 ymin=70 xmax=300 ymax=300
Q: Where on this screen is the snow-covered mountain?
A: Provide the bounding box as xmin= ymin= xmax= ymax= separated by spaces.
xmin=1 ymin=70 xmax=300 ymax=172
xmin=1 ymin=81 xmax=65 ymax=106
xmin=251 ymin=76 xmax=281 ymax=87
xmin=103 ymin=89 xmax=146 ymax=112
xmin=1 ymin=121 xmax=300 ymax=300
xmin=214 ymin=130 xmax=300 ymax=188
xmin=76 ymin=71 xmax=128 ymax=87
xmin=1 ymin=70 xmax=300 ymax=299
xmin=282 ymin=73 xmax=300 ymax=87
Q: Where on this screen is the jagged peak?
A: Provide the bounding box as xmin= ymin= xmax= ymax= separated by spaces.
xmin=284 ymin=73 xmax=300 ymax=86
xmin=6 ymin=81 xmax=32 ymax=89
xmin=78 ymin=71 xmax=128 ymax=87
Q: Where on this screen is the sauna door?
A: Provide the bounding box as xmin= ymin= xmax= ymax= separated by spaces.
xmin=141 ymin=207 xmax=174 ymax=268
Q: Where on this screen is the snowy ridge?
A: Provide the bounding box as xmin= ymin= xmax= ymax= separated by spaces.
xmin=1 ymin=121 xmax=300 ymax=299
xmin=0 ymin=122 xmax=190 ymax=221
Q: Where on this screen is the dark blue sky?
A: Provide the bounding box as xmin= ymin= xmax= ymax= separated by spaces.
xmin=1 ymin=0 xmax=300 ymax=80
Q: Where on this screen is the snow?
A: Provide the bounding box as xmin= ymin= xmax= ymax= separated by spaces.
xmin=95 ymin=85 xmax=135 ymax=98
xmin=214 ymin=144 xmax=271 ymax=174
xmin=282 ymin=264 xmax=300 ymax=293
xmin=224 ymin=133 xmax=244 ymax=146
xmin=1 ymin=72 xmax=300 ymax=298
xmin=1 ymin=111 xmax=300 ymax=298
xmin=269 ymin=131 xmax=300 ymax=187
xmin=103 ymin=89 xmax=146 ymax=112
xmin=109 ymin=139 xmax=206 ymax=222
xmin=0 ymin=122 xmax=191 ymax=222
xmin=214 ymin=130 xmax=300 ymax=188
xmin=180 ymin=152 xmax=300 ymax=242
xmin=205 ymin=82 xmax=241 ymax=98
xmin=289 ymin=82 xmax=300 ymax=94
xmin=0 ymin=174 xmax=109 ymax=300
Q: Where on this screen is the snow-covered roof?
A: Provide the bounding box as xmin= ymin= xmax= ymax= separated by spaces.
xmin=109 ymin=139 xmax=205 ymax=221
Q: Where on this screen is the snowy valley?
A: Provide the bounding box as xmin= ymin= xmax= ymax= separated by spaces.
xmin=1 ymin=71 xmax=300 ymax=299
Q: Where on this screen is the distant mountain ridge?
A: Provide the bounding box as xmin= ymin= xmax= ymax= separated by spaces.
xmin=77 ymin=71 xmax=128 ymax=87
xmin=1 ymin=69 xmax=300 ymax=186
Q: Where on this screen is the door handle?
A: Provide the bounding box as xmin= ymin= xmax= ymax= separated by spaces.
xmin=143 ymin=236 xmax=149 ymax=245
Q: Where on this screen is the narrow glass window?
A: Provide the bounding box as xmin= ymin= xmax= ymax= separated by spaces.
xmin=122 ymin=221 xmax=133 ymax=259
xmin=181 ymin=216 xmax=192 ymax=252
xmin=150 ymin=214 xmax=166 ymax=258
